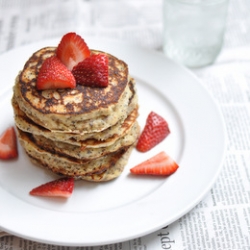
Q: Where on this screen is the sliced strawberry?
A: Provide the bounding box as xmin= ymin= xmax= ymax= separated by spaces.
xmin=37 ymin=56 xmax=76 ymax=90
xmin=136 ymin=111 xmax=170 ymax=152
xmin=29 ymin=177 xmax=74 ymax=198
xmin=130 ymin=151 xmax=178 ymax=176
xmin=0 ymin=126 xmax=18 ymax=160
xmin=72 ymin=54 xmax=109 ymax=87
xmin=56 ymin=32 xmax=91 ymax=70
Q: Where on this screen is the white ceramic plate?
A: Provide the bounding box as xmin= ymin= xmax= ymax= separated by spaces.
xmin=0 ymin=38 xmax=226 ymax=246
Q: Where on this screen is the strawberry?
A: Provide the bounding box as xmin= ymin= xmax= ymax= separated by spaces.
xmin=37 ymin=56 xmax=76 ymax=90
xmin=130 ymin=151 xmax=178 ymax=176
xmin=72 ymin=54 xmax=109 ymax=87
xmin=0 ymin=126 xmax=18 ymax=160
xmin=56 ymin=32 xmax=91 ymax=70
xmin=136 ymin=111 xmax=170 ymax=152
xmin=29 ymin=177 xmax=74 ymax=198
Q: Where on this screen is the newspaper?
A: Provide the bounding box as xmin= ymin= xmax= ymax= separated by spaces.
xmin=0 ymin=0 xmax=250 ymax=249
xmin=0 ymin=0 xmax=163 ymax=53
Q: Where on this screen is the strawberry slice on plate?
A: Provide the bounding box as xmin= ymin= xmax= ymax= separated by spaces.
xmin=136 ymin=111 xmax=170 ymax=152
xmin=56 ymin=32 xmax=91 ymax=70
xmin=37 ymin=56 xmax=76 ymax=90
xmin=72 ymin=54 xmax=109 ymax=87
xmin=130 ymin=151 xmax=179 ymax=176
xmin=0 ymin=126 xmax=18 ymax=160
xmin=30 ymin=177 xmax=74 ymax=198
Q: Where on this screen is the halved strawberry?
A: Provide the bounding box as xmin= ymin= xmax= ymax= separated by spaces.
xmin=0 ymin=126 xmax=18 ymax=160
xmin=72 ymin=54 xmax=109 ymax=87
xmin=29 ymin=177 xmax=74 ymax=198
xmin=56 ymin=32 xmax=91 ymax=70
xmin=37 ymin=56 xmax=76 ymax=90
xmin=130 ymin=151 xmax=178 ymax=176
xmin=136 ymin=111 xmax=170 ymax=152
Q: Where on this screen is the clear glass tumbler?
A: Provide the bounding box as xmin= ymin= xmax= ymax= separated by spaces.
xmin=163 ymin=0 xmax=229 ymax=67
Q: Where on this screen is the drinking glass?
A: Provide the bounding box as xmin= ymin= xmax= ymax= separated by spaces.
xmin=163 ymin=0 xmax=229 ymax=67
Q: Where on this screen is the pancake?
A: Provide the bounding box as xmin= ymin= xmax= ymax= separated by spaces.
xmin=12 ymin=80 xmax=138 ymax=146
xmin=17 ymin=128 xmax=137 ymax=179
xmin=29 ymin=144 xmax=134 ymax=182
xmin=30 ymin=121 xmax=139 ymax=160
xmin=13 ymin=47 xmax=131 ymax=133
xmin=80 ymin=145 xmax=134 ymax=182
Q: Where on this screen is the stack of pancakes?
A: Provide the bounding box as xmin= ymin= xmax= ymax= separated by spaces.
xmin=12 ymin=47 xmax=140 ymax=182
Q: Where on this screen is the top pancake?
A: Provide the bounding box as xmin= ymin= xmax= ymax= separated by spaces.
xmin=13 ymin=47 xmax=130 ymax=132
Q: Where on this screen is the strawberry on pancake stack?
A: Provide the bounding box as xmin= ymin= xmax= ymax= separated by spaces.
xmin=12 ymin=32 xmax=140 ymax=182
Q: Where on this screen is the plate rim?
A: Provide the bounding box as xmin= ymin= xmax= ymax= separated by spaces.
xmin=0 ymin=37 xmax=226 ymax=246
